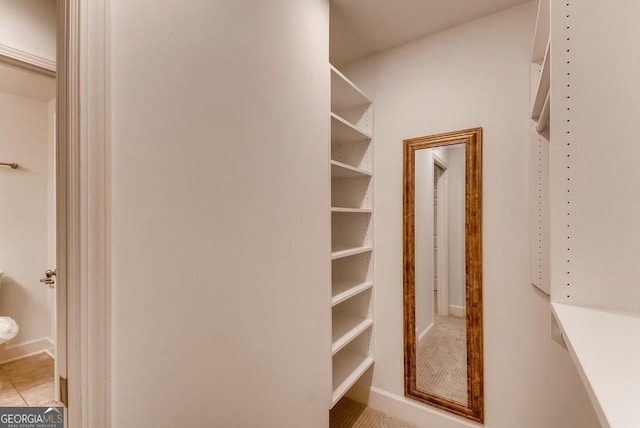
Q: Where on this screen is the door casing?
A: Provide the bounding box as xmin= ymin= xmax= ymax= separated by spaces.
xmin=57 ymin=0 xmax=110 ymax=426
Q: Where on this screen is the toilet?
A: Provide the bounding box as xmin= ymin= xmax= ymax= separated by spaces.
xmin=0 ymin=271 xmax=19 ymax=345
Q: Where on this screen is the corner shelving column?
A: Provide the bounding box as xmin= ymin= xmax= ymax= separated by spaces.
xmin=547 ymin=0 xmax=640 ymax=425
xmin=529 ymin=0 xmax=551 ymax=295
xmin=329 ymin=64 xmax=374 ymax=407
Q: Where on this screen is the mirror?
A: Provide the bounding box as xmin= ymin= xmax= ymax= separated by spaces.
xmin=403 ymin=128 xmax=483 ymax=423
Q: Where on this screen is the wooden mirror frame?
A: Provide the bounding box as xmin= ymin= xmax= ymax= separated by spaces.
xmin=403 ymin=128 xmax=483 ymax=423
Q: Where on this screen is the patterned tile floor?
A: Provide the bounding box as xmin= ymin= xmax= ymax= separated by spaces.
xmin=0 ymin=353 xmax=57 ymax=407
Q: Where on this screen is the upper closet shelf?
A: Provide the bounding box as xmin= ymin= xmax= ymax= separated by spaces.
xmin=331 ymin=65 xmax=371 ymax=113
xmin=331 ymin=207 xmax=373 ymax=213
xmin=552 ymin=303 xmax=640 ymax=428
xmin=331 ymin=160 xmax=372 ymax=178
xmin=331 ymin=246 xmax=373 ymax=260
xmin=331 ymin=113 xmax=372 ymax=143
xmin=531 ymin=41 xmax=550 ymax=120
xmin=531 ymin=0 xmax=550 ymax=63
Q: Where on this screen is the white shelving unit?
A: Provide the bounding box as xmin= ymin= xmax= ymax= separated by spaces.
xmin=331 ymin=279 xmax=373 ymax=307
xmin=331 ymin=333 xmax=375 ymax=406
xmin=332 ymin=311 xmax=373 ymax=355
xmin=331 ymin=160 xmax=372 ymax=178
xmin=529 ymin=0 xmax=551 ymax=295
xmin=547 ymin=1 xmax=640 ymax=425
xmin=552 ymin=303 xmax=640 ymax=428
xmin=530 ymin=40 xmax=550 ymax=122
xmin=330 ymin=64 xmax=374 ymax=407
xmin=531 ymin=0 xmax=550 ymax=64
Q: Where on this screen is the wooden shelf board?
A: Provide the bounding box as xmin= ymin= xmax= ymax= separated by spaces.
xmin=332 ymin=315 xmax=373 ymax=355
xmin=332 ymin=353 xmax=374 ymax=407
xmin=331 ymin=113 xmax=372 ymax=144
xmin=552 ymin=303 xmax=640 ymax=428
xmin=331 ymin=246 xmax=373 ymax=260
xmin=331 ymin=65 xmax=371 ymax=112
xmin=331 ymin=160 xmax=372 ymax=178
xmin=531 ymin=40 xmax=550 ymax=120
xmin=331 ymin=207 xmax=373 ymax=213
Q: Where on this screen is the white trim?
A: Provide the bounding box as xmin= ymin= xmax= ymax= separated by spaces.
xmin=418 ymin=322 xmax=434 ymax=343
xmin=0 ymin=338 xmax=55 ymax=364
xmin=0 ymin=44 xmax=56 ymax=77
xmin=449 ymin=305 xmax=466 ymax=318
xmin=433 ymin=157 xmax=449 ymax=317
xmin=347 ymin=385 xmax=480 ymax=428
xmin=433 ymin=154 xmax=449 ymax=171
xmin=59 ymin=0 xmax=110 ymax=426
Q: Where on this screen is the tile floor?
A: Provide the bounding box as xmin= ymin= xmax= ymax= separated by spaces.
xmin=0 ymin=353 xmax=57 ymax=407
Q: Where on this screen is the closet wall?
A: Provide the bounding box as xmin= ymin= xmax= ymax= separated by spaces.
xmin=342 ymin=3 xmax=599 ymax=427
xmin=109 ymin=0 xmax=331 ymax=426
xmin=0 ymin=0 xmax=56 ymax=63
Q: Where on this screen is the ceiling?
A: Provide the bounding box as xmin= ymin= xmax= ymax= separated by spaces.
xmin=330 ymin=0 xmax=531 ymax=66
xmin=0 ymin=62 xmax=55 ymax=102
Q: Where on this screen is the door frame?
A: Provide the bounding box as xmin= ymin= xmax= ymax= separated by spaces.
xmin=0 ymin=1 xmax=108 ymax=424
xmin=58 ymin=0 xmax=110 ymax=427
xmin=432 ymin=154 xmax=449 ymax=317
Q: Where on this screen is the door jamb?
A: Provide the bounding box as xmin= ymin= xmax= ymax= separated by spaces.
xmin=433 ymin=154 xmax=449 ymax=317
xmin=58 ymin=0 xmax=110 ymax=426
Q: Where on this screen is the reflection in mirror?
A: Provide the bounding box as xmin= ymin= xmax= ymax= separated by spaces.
xmin=414 ymin=143 xmax=467 ymax=404
xmin=403 ymin=128 xmax=483 ymax=423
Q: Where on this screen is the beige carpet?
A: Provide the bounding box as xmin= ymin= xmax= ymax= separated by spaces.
xmin=330 ymin=398 xmax=417 ymax=428
xmin=416 ymin=315 xmax=467 ymax=405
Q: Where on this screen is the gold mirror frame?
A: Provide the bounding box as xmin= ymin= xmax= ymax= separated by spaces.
xmin=403 ymin=128 xmax=483 ymax=423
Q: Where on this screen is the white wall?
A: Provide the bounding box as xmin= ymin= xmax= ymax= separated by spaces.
xmin=344 ymin=2 xmax=600 ymax=427
xmin=0 ymin=0 xmax=56 ymax=63
xmin=447 ymin=145 xmax=465 ymax=313
xmin=109 ymin=1 xmax=330 ymax=426
xmin=0 ymin=91 xmax=54 ymax=358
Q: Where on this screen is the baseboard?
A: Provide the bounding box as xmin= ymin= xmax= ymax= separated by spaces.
xmin=418 ymin=322 xmax=434 ymax=343
xmin=449 ymin=305 xmax=465 ymax=318
xmin=0 ymin=337 xmax=55 ymax=364
xmin=347 ymin=384 xmax=481 ymax=428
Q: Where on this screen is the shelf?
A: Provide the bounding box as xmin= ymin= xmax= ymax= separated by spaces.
xmin=531 ymin=0 xmax=550 ymax=63
xmin=531 ymin=41 xmax=550 ymax=120
xmin=331 ymin=65 xmax=371 ymax=112
xmin=332 ymin=315 xmax=372 ymax=355
xmin=332 ymin=352 xmax=375 ymax=407
xmin=330 ymin=62 xmax=374 ymax=408
xmin=552 ymin=303 xmax=640 ymax=428
xmin=332 ymin=280 xmax=373 ymax=307
xmin=331 ymin=160 xmax=372 ymax=178
xmin=536 ymin=91 xmax=550 ymax=132
xmin=331 ymin=113 xmax=372 ymax=144
xmin=331 ymin=176 xmax=372 ymax=210
xmin=331 ymin=245 xmax=372 ymax=260
xmin=331 ymin=207 xmax=372 ymax=213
